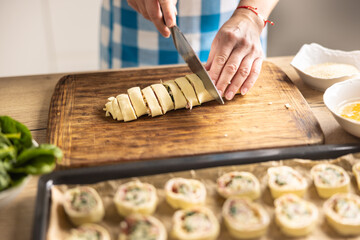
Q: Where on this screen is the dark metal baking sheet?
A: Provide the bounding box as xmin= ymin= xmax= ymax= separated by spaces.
xmin=32 ymin=144 xmax=360 ymax=240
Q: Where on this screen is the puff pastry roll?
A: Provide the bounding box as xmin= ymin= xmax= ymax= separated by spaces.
xmin=222 ymin=197 xmax=270 ymax=239
xmin=63 ymin=186 xmax=105 ymax=226
xmin=216 ymin=171 xmax=260 ymax=200
xmin=352 ymin=162 xmax=360 ymax=191
xmin=323 ymin=193 xmax=360 ymax=236
xmin=119 ymin=214 xmax=167 ymax=240
xmin=151 ymin=83 xmax=174 ymax=114
xmin=103 ymin=97 xmax=124 ymax=121
xmin=185 ymin=74 xmax=214 ymax=104
xmin=67 ymin=223 xmax=111 ymax=240
xmin=171 ymin=207 xmax=220 ymax=240
xmin=114 ymin=180 xmax=158 ymax=216
xmin=175 ymin=77 xmax=200 ymax=109
xmin=127 ymin=87 xmax=148 ymax=117
xmin=311 ymin=163 xmax=350 ymax=198
xmin=267 ymin=166 xmax=308 ymax=199
xmin=274 ymin=194 xmax=318 ymax=237
xmin=142 ymin=86 xmax=163 ymax=117
xmin=116 ymin=94 xmax=137 ymax=122
xmin=163 ymin=80 xmax=187 ymax=110
xmin=165 ymin=178 xmax=206 ymax=209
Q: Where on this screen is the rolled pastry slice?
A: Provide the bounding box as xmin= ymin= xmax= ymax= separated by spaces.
xmin=175 ymin=77 xmax=200 ymax=109
xmin=163 ymin=80 xmax=187 ymax=110
xmin=171 ymin=206 xmax=220 ymax=240
xmin=103 ymin=97 xmax=115 ymax=118
xmin=103 ymin=96 xmax=124 ymax=121
xmin=310 ymin=163 xmax=350 ymax=198
xmin=323 ymin=193 xmax=360 ymax=236
xmin=63 ymin=186 xmax=105 ymax=226
xmin=216 ymin=171 xmax=260 ymax=200
xmin=127 ymin=87 xmax=148 ymax=117
xmin=222 ymin=197 xmax=270 ymax=239
xmin=151 ymin=83 xmax=174 ymax=114
xmin=142 ymin=86 xmax=163 ymax=117
xmin=267 ymin=166 xmax=308 ymax=199
xmin=116 ymin=94 xmax=137 ymax=122
xmin=67 ymin=223 xmax=111 ymax=240
xmin=114 ymin=180 xmax=158 ymax=216
xmin=119 ymin=214 xmax=167 ymax=240
xmin=352 ymin=162 xmax=360 ymax=191
xmin=185 ymin=74 xmax=214 ymax=104
xmin=274 ymin=194 xmax=318 ymax=237
xmin=165 ymin=178 xmax=206 ymax=209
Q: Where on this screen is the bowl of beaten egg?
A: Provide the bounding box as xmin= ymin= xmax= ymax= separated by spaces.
xmin=323 ymin=78 xmax=360 ymax=138
xmin=291 ymin=43 xmax=360 ymax=91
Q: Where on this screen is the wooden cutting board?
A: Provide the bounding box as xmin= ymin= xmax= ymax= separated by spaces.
xmin=48 ymin=62 xmax=324 ymax=168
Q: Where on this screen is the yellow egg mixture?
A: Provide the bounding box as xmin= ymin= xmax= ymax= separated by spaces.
xmin=339 ymin=101 xmax=360 ymax=122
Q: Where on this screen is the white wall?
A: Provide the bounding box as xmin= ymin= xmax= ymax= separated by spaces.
xmin=0 ymin=0 xmax=101 ymax=77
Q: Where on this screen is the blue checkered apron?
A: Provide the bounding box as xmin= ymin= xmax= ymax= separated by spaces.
xmin=100 ymin=0 xmax=267 ymax=69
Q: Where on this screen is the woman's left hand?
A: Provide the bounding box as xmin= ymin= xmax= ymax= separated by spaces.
xmin=205 ymin=9 xmax=265 ymax=100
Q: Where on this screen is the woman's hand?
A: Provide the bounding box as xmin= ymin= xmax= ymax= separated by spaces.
xmin=205 ymin=9 xmax=265 ymax=100
xmin=127 ymin=0 xmax=177 ymax=38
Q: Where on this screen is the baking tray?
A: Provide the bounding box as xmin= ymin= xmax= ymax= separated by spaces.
xmin=32 ymin=144 xmax=360 ymax=240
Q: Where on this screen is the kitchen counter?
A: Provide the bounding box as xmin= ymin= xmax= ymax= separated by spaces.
xmin=0 ymin=56 xmax=359 ymax=240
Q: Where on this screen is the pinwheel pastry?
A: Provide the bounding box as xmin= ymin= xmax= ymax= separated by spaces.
xmin=323 ymin=193 xmax=360 ymax=236
xmin=119 ymin=214 xmax=167 ymax=240
xmin=216 ymin=171 xmax=260 ymax=200
xmin=222 ymin=196 xmax=270 ymax=239
xmin=171 ymin=206 xmax=220 ymax=240
xmin=114 ymin=180 xmax=158 ymax=216
xmin=352 ymin=162 xmax=360 ymax=191
xmin=310 ymin=163 xmax=350 ymax=198
xmin=164 ymin=178 xmax=206 ymax=209
xmin=67 ymin=223 xmax=111 ymax=240
xmin=267 ymin=166 xmax=308 ymax=199
xmin=63 ymin=186 xmax=105 ymax=226
xmin=274 ymin=194 xmax=318 ymax=237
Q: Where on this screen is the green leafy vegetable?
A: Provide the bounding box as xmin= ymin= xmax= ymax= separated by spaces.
xmin=0 ymin=116 xmax=63 ymax=192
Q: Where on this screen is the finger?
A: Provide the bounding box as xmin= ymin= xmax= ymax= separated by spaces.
xmin=146 ymin=0 xmax=171 ymax=37
xmin=127 ymin=0 xmax=140 ymax=12
xmin=239 ymin=57 xmax=263 ymax=96
xmin=136 ymin=0 xmax=151 ymax=20
xmin=205 ymin=35 xmax=219 ymax=71
xmin=159 ymin=0 xmax=176 ymax=27
xmin=215 ymin=48 xmax=246 ymax=99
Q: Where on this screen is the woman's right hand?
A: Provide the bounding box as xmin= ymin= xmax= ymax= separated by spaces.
xmin=127 ymin=0 xmax=177 ymax=38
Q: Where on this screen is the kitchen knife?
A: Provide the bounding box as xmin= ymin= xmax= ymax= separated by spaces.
xmin=170 ymin=26 xmax=224 ymax=104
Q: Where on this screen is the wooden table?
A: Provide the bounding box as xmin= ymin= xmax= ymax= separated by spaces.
xmin=0 ymin=56 xmax=359 ymax=240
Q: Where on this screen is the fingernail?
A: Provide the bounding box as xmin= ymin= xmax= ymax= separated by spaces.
xmin=218 ymin=90 xmax=223 ymax=97
xmin=241 ymin=88 xmax=248 ymax=95
xmin=225 ymin=91 xmax=234 ymax=100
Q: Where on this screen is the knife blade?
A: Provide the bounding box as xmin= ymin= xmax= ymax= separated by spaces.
xmin=170 ymin=26 xmax=224 ymax=104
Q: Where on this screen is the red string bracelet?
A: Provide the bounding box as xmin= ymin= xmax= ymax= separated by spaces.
xmin=237 ymin=5 xmax=274 ymax=27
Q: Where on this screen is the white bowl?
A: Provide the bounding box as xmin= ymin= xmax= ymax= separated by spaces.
xmin=291 ymin=43 xmax=360 ymax=91
xmin=323 ymin=78 xmax=360 ymax=138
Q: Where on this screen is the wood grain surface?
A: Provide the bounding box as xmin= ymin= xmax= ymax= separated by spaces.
xmin=48 ymin=61 xmax=324 ymax=168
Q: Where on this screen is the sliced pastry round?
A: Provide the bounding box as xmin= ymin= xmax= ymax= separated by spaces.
xmin=222 ymin=196 xmax=269 ymax=239
xmin=165 ymin=178 xmax=206 ymax=209
xmin=274 ymin=193 xmax=318 ymax=237
xmin=163 ymin=80 xmax=187 ymax=110
xmin=103 ymin=96 xmax=124 ymax=121
xmin=216 ymin=171 xmax=260 ymax=200
xmin=127 ymin=86 xmax=148 ymax=117
xmin=267 ymin=166 xmax=308 ymax=199
xmin=323 ymin=193 xmax=360 ymax=236
xmin=151 ymin=83 xmax=174 ymax=114
xmin=311 ymin=163 xmax=350 ymax=198
xmin=171 ymin=206 xmax=220 ymax=240
xmin=174 ymin=77 xmax=200 ymax=109
xmin=119 ymin=214 xmax=167 ymax=240
xmin=67 ymin=223 xmax=111 ymax=240
xmin=142 ymin=86 xmax=163 ymax=117
xmin=63 ymin=186 xmax=105 ymax=226
xmin=116 ymin=94 xmax=137 ymax=122
xmin=114 ymin=180 xmax=158 ymax=216
xmin=185 ymin=74 xmax=214 ymax=104
xmin=352 ymin=162 xmax=360 ymax=191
